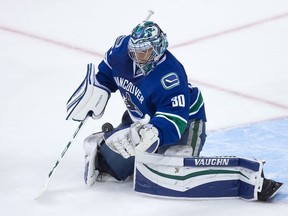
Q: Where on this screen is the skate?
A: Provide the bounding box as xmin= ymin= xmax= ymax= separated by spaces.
xmin=258 ymin=178 xmax=284 ymax=201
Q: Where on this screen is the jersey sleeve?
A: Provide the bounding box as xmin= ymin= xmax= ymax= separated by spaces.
xmin=188 ymin=84 xmax=207 ymax=121
xmin=95 ymin=48 xmax=118 ymax=92
xmin=95 ymin=35 xmax=129 ymax=93
xmin=149 ymin=81 xmax=190 ymax=146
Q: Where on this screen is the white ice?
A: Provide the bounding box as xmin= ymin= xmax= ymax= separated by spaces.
xmin=0 ymin=0 xmax=288 ymax=215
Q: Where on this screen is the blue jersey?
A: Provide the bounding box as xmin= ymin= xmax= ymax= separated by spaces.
xmin=95 ymin=35 xmax=206 ymax=146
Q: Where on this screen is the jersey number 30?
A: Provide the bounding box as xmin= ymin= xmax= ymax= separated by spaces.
xmin=171 ymin=94 xmax=185 ymax=107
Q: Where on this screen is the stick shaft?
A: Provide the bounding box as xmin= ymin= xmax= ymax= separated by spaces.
xmin=35 ymin=116 xmax=89 ymax=199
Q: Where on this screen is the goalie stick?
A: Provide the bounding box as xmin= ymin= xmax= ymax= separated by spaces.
xmin=35 ymin=118 xmax=114 ymax=199
xmin=35 ymin=114 xmax=90 ymax=200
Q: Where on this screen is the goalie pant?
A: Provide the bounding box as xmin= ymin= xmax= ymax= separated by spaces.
xmin=134 ymin=154 xmax=266 ymax=200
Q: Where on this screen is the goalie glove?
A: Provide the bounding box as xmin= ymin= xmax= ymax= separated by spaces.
xmin=104 ymin=127 xmax=133 ymax=159
xmin=66 ymin=63 xmax=110 ymax=121
xmin=131 ymin=123 xmax=160 ymax=155
xmin=105 ymin=119 xmax=159 ymax=159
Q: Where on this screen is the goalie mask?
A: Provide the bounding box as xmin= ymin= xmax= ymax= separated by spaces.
xmin=128 ymin=21 xmax=168 ymax=76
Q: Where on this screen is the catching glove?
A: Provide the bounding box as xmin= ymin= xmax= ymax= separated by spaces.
xmin=105 ymin=115 xmax=159 ymax=158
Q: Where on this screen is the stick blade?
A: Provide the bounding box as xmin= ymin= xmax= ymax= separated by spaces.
xmin=34 ymin=180 xmax=49 ymax=200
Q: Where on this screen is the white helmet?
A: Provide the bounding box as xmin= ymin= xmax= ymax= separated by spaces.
xmin=128 ymin=21 xmax=168 ymax=75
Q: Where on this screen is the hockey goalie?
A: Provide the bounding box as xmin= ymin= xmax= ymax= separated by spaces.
xmin=66 ymin=17 xmax=283 ymax=201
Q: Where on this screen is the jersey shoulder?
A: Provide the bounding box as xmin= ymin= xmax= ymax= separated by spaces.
xmin=110 ymin=35 xmax=130 ymax=56
xmin=103 ymin=35 xmax=131 ymax=70
xmin=152 ymin=51 xmax=188 ymax=92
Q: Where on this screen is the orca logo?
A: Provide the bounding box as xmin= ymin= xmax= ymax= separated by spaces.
xmin=123 ymin=92 xmax=143 ymax=117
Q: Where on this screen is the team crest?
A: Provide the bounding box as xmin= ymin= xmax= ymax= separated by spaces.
xmin=123 ymin=92 xmax=143 ymax=117
xmin=161 ymin=73 xmax=180 ymax=90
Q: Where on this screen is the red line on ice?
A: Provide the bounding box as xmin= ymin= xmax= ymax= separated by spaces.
xmin=1 ymin=12 xmax=288 ymax=110
xmin=0 ymin=26 xmax=103 ymax=58
xmin=170 ymin=12 xmax=288 ymax=48
xmin=1 ymin=12 xmax=288 ymax=56
xmin=190 ymin=79 xmax=288 ymax=110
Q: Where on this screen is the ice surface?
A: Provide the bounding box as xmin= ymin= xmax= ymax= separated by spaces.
xmin=0 ymin=0 xmax=287 ymax=215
